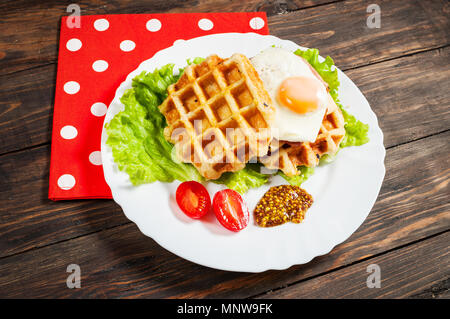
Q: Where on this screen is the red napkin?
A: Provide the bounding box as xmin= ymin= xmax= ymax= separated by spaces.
xmin=49 ymin=12 xmax=269 ymax=200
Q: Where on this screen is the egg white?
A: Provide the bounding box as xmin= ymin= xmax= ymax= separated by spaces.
xmin=251 ymin=47 xmax=327 ymax=142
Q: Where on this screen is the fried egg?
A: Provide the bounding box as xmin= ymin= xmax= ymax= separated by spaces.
xmin=251 ymin=47 xmax=328 ymax=142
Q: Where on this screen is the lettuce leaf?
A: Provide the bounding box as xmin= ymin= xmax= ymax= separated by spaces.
xmin=278 ymin=166 xmax=315 ymax=187
xmin=213 ymin=164 xmax=268 ymax=194
xmin=294 ymin=48 xmax=369 ymax=148
xmin=339 ymin=107 xmax=370 ymax=147
xmin=319 ymin=151 xmax=339 ymax=165
xmin=186 ymin=57 xmax=205 ymax=65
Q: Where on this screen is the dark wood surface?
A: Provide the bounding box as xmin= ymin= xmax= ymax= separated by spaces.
xmin=0 ymin=0 xmax=448 ymax=299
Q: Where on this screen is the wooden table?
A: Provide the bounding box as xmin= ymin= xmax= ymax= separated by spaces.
xmin=0 ymin=0 xmax=449 ymax=299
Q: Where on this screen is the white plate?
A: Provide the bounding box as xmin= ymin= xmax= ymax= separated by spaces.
xmin=101 ymin=33 xmax=385 ymax=272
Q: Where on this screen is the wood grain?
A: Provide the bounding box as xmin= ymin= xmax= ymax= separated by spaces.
xmin=257 ymin=231 xmax=449 ymax=299
xmin=0 ymin=0 xmax=449 ymax=299
xmin=0 ymin=144 xmax=127 ymax=258
xmin=270 ymin=0 xmax=450 ymax=69
xmin=0 ymin=131 xmax=448 ymax=298
xmin=0 ymin=64 xmax=56 ymax=154
xmin=0 ymin=0 xmax=335 ymax=76
xmin=1 ymin=0 xmax=448 ymax=76
xmin=344 ymin=47 xmax=450 ymax=148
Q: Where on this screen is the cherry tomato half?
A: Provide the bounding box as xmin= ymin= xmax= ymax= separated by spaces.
xmin=213 ymin=189 xmax=249 ymax=232
xmin=176 ymin=181 xmax=211 ymax=219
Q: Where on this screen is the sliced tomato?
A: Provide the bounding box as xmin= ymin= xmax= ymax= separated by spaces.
xmin=176 ymin=181 xmax=211 ymax=219
xmin=213 ymin=189 xmax=249 ymax=232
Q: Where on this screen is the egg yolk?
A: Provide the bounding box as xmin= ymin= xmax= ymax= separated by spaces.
xmin=278 ymin=76 xmax=327 ymax=114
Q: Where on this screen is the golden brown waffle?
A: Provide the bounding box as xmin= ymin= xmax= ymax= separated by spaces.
xmin=260 ymin=94 xmax=345 ymax=176
xmin=159 ymin=54 xmax=275 ymax=179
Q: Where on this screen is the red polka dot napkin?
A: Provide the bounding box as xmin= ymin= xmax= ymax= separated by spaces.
xmin=49 ymin=12 xmax=269 ymax=200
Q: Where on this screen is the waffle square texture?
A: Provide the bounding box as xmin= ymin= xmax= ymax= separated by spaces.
xmin=159 ymin=54 xmax=275 ymax=179
xmin=260 ymin=95 xmax=345 ymax=176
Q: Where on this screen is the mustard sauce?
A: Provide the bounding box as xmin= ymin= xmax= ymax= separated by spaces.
xmin=254 ymin=185 xmax=313 ymax=227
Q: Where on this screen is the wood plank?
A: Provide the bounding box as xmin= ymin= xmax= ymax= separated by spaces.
xmin=0 ymin=64 xmax=56 ymax=153
xmin=0 ymin=131 xmax=448 ymax=297
xmin=0 ymin=0 xmax=448 ymax=76
xmin=257 ymin=232 xmax=449 ymax=298
xmin=0 ymin=0 xmax=334 ymax=75
xmin=0 ymin=144 xmax=128 ymax=258
xmin=409 ymin=277 xmax=450 ymax=299
xmin=269 ymin=0 xmax=449 ymax=70
xmin=344 ymin=47 xmax=450 ymax=148
xmin=1 ymin=45 xmax=448 ymax=155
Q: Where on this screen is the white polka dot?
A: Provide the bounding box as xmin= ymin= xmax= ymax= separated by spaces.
xmin=146 ymin=19 xmax=161 ymax=32
xmin=60 ymin=125 xmax=78 ymax=139
xmin=198 ymin=18 xmax=214 ymax=31
xmin=63 ymin=81 xmax=80 ymax=94
xmin=58 ymin=174 xmax=76 ymax=190
xmin=90 ymin=102 xmax=107 ymax=117
xmin=249 ymin=17 xmax=265 ymax=30
xmin=66 ymin=38 xmax=82 ymax=51
xmin=120 ymin=40 xmax=136 ymax=52
xmin=89 ymin=151 xmax=102 ymax=166
xmin=94 ymin=18 xmax=109 ymax=31
xmin=92 ymin=60 xmax=108 ymax=72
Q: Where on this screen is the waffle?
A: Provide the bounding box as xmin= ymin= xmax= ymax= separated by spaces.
xmin=159 ymin=54 xmax=275 ymax=179
xmin=260 ymin=94 xmax=345 ymax=176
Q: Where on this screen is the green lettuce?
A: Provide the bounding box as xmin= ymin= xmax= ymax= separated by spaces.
xmin=278 ymin=166 xmax=315 ymax=187
xmin=213 ymin=164 xmax=268 ymax=194
xmin=186 ymin=57 xmax=205 ymax=65
xmin=339 ymin=108 xmax=369 ymax=147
